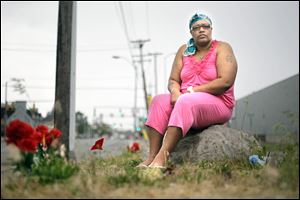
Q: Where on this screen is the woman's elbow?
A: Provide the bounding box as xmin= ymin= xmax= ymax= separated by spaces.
xmin=221 ymin=79 xmax=234 ymax=92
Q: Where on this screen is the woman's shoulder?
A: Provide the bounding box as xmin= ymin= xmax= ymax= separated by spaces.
xmin=216 ymin=40 xmax=232 ymax=47
xmin=179 ymin=44 xmax=187 ymax=52
xmin=216 ymin=40 xmax=233 ymax=52
xmin=175 ymin=44 xmax=187 ymax=57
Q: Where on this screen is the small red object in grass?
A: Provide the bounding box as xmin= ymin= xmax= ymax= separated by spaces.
xmin=127 ymin=142 xmax=140 ymax=153
xmin=90 ymin=138 xmax=104 ymax=150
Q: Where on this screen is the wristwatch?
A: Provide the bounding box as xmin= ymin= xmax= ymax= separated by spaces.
xmin=187 ymin=86 xmax=195 ymax=93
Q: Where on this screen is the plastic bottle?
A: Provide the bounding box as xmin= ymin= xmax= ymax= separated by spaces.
xmin=249 ymin=154 xmax=266 ymax=166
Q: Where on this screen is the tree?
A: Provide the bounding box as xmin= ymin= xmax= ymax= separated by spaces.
xmin=76 ymin=111 xmax=90 ymax=137
xmin=91 ymin=121 xmax=113 ymax=138
xmin=1 ymin=103 xmax=16 ymax=136
xmin=27 ymin=104 xmax=42 ymax=124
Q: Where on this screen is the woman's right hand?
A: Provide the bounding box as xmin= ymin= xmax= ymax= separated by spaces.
xmin=171 ymin=91 xmax=182 ymax=105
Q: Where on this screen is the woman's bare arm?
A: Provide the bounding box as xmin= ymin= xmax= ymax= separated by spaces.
xmin=193 ymin=41 xmax=238 ymax=95
xmin=168 ymin=45 xmax=186 ymax=93
xmin=168 ymin=44 xmax=186 ymax=104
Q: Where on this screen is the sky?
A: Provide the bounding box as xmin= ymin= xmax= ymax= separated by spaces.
xmin=1 ymin=1 xmax=299 ymax=131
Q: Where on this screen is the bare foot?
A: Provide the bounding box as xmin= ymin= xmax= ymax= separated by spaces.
xmin=148 ymin=151 xmax=169 ymax=167
xmin=136 ymin=156 xmax=156 ymax=168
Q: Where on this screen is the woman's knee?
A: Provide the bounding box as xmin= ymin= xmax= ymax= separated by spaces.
xmin=175 ymin=94 xmax=193 ymax=108
xmin=151 ymin=94 xmax=171 ymax=107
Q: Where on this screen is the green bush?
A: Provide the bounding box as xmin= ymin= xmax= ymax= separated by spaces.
xmin=30 ymin=153 xmax=79 ymax=184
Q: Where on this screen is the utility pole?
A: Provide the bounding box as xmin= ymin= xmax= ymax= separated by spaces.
xmin=54 ymin=1 xmax=76 ymax=160
xmin=148 ymin=52 xmax=162 ymax=96
xmin=131 ymin=39 xmax=150 ymax=112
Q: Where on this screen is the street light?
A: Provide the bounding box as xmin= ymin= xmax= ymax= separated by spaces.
xmin=112 ymin=56 xmax=138 ymax=133
xmin=163 ymin=52 xmax=176 ymax=93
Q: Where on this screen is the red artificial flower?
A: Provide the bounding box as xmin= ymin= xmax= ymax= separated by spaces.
xmin=45 ymin=128 xmax=62 ymax=147
xmin=6 ymin=120 xmax=63 ymax=153
xmin=31 ymin=130 xmax=43 ymax=145
xmin=6 ymin=120 xmax=40 ymax=152
xmin=35 ymin=125 xmax=49 ymax=135
xmin=6 ymin=119 xmax=35 ymax=145
xmin=35 ymin=125 xmax=62 ymax=148
xmin=49 ymin=128 xmax=62 ymax=138
xmin=16 ymin=138 xmax=39 ymax=153
xmin=35 ymin=125 xmax=49 ymax=147
xmin=90 ymin=138 xmax=104 ymax=150
xmin=127 ymin=142 xmax=140 ymax=153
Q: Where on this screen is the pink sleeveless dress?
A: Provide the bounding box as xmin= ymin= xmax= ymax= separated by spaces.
xmin=145 ymin=40 xmax=235 ymax=136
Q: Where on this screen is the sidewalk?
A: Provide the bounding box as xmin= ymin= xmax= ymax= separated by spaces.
xmin=74 ymin=138 xmax=149 ymax=161
xmin=1 ymin=137 xmax=14 ymax=183
xmin=1 ymin=137 xmax=11 ymax=166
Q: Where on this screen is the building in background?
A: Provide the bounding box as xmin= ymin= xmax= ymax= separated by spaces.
xmin=1 ymin=101 xmax=54 ymax=136
xmin=229 ymin=74 xmax=299 ymax=143
xmin=6 ymin=101 xmax=36 ymax=126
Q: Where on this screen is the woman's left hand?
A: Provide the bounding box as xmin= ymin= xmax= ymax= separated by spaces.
xmin=171 ymin=91 xmax=182 ymax=105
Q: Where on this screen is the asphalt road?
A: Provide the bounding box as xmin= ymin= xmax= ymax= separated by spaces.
xmin=1 ymin=137 xmax=149 ymax=166
xmin=74 ymin=137 xmax=149 ymax=161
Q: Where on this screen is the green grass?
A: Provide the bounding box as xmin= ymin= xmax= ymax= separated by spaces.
xmin=30 ymin=155 xmax=79 ymax=184
xmin=1 ymin=143 xmax=299 ymax=198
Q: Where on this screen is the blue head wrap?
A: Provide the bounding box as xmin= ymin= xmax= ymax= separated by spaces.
xmin=184 ymin=12 xmax=212 ymax=56
xmin=189 ymin=12 xmax=212 ymax=30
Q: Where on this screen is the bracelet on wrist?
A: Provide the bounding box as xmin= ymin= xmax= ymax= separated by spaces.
xmin=187 ymin=86 xmax=195 ymax=93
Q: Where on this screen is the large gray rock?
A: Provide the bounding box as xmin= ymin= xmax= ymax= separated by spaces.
xmin=170 ymin=125 xmax=261 ymax=163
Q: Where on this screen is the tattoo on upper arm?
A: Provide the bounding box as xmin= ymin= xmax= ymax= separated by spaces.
xmin=225 ymin=55 xmax=235 ymax=63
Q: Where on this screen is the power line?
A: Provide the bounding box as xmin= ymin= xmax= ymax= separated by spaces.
xmin=1 ymin=47 xmax=129 ymax=52
xmin=2 ymin=76 xmax=133 ymax=82
xmin=116 ymin=2 xmax=135 ymax=62
xmin=127 ymin=2 xmax=137 ymax=39
xmin=145 ymin=2 xmax=150 ymax=40
xmin=1 ymin=85 xmax=147 ymax=91
xmin=1 ymin=47 xmax=54 ymax=53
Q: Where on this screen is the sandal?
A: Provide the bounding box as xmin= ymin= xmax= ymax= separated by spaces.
xmin=136 ymin=163 xmax=148 ymax=168
xmin=148 ymin=165 xmax=166 ymax=169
